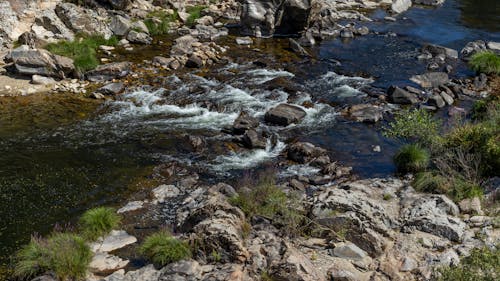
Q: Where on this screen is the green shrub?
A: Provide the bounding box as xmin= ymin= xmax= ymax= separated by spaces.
xmin=186 ymin=6 xmax=206 ymax=27
xmin=383 ymin=108 xmax=441 ymax=146
xmin=394 ymin=144 xmax=430 ymax=173
xmin=79 ymin=207 xmax=121 ymax=241
xmin=15 ymin=233 xmax=92 ymax=280
xmin=469 ymin=51 xmax=500 ymax=75
xmin=437 ymin=246 xmax=499 ymax=281
xmin=140 ymin=231 xmax=191 ymax=267
xmin=45 ymin=34 xmax=118 ymax=73
xmin=144 ymin=10 xmax=178 ymax=36
xmin=449 ymin=179 xmax=483 ymax=202
xmin=413 ymin=172 xmax=450 ymax=194
xmin=229 ymin=176 xmax=305 ymax=236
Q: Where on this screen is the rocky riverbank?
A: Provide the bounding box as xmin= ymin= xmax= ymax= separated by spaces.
xmin=0 ymin=0 xmax=499 ymax=280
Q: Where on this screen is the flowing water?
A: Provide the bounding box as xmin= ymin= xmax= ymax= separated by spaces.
xmin=0 ymin=0 xmax=499 ymax=265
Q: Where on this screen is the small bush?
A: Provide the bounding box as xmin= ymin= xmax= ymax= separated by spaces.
xmin=469 ymin=51 xmax=500 ymax=75
xmin=140 ymin=231 xmax=191 ymax=267
xmin=413 ymin=172 xmax=450 ymax=194
xmin=394 ymin=144 xmax=430 ymax=174
xmin=383 ymin=108 xmax=441 ymax=146
xmin=45 ymin=34 xmax=118 ymax=73
xmin=15 ymin=233 xmax=92 ymax=280
xmin=449 ymin=179 xmax=483 ymax=202
xmin=437 ymin=246 xmax=499 ymax=281
xmin=79 ymin=207 xmax=121 ymax=241
xmin=144 ymin=10 xmax=178 ymax=36
xmin=186 ymin=6 xmax=206 ymax=27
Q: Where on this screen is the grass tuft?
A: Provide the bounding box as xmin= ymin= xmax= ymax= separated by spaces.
xmin=15 ymin=233 xmax=92 ymax=280
xmin=79 ymin=207 xmax=121 ymax=241
xmin=45 ymin=34 xmax=118 ymax=73
xmin=144 ymin=10 xmax=178 ymax=36
xmin=140 ymin=231 xmax=191 ymax=267
xmin=394 ymin=144 xmax=430 ymax=174
xmin=437 ymin=246 xmax=499 ymax=281
xmin=469 ymin=51 xmax=500 ymax=75
xmin=186 ymin=6 xmax=206 ymax=27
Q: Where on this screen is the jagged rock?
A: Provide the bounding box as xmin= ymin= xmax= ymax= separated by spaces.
xmin=153 ymin=56 xmax=175 ymax=68
xmin=413 ymin=0 xmax=445 ymax=6
xmin=270 ymin=243 xmax=326 ymax=281
xmin=8 ymin=46 xmax=74 ymax=78
xmin=439 ymin=91 xmax=454 ymax=105
xmin=233 ymin=111 xmax=259 ymax=134
xmin=422 ymin=43 xmax=458 ymax=59
xmin=126 ymin=30 xmax=152 ymax=44
xmin=240 ymin=0 xmax=311 ymax=37
xmin=89 ymin=252 xmax=128 ymax=274
xmin=117 ymin=201 xmax=144 ymax=213
xmin=171 ymin=35 xmax=197 ymax=56
xmin=340 ymin=29 xmax=354 ymax=38
xmin=333 ymin=242 xmax=368 ymax=260
xmin=410 ymin=72 xmax=449 ymax=88
xmin=287 ymin=142 xmax=327 ymax=164
xmin=428 ymin=94 xmax=446 ymax=108
xmin=460 ymin=40 xmax=487 ymax=59
xmin=110 ymin=15 xmax=132 ymax=37
xmin=55 ymin=3 xmax=112 ymax=38
xmin=90 ymin=230 xmax=137 ymax=253
xmin=104 ymin=265 xmax=161 ymax=281
xmin=264 ymin=104 xmax=306 ymax=126
xmin=96 ymin=82 xmax=125 ymax=95
xmin=346 ymin=104 xmax=383 ymax=123
xmin=388 ymin=86 xmax=418 ymax=104
xmin=185 ymin=54 xmax=204 ymax=68
xmin=35 ymin=9 xmax=75 ymax=41
xmin=327 ymin=258 xmax=371 ymax=281
xmin=392 ymin=0 xmax=412 ymax=14
xmin=289 ymin=38 xmax=310 ymax=56
xmin=159 ymin=260 xmax=202 ymax=279
xmin=85 ymin=61 xmax=132 ymax=82
xmin=152 ymin=184 xmax=180 ymax=203
xmin=242 ymin=129 xmax=267 ymax=149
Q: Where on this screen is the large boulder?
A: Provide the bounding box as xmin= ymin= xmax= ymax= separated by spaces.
xmin=239 ymin=0 xmax=311 ymax=37
xmin=34 ymin=9 xmax=75 ymax=42
xmin=7 ymin=46 xmax=74 ymax=78
xmin=55 ymin=3 xmax=112 ymax=38
xmin=388 ymin=86 xmax=418 ymax=104
xmin=264 ymin=104 xmax=306 ymax=126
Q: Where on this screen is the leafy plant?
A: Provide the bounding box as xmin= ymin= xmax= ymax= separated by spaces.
xmin=469 ymin=51 xmax=500 ymax=75
xmin=15 ymin=233 xmax=92 ymax=280
xmin=437 ymin=246 xmax=499 ymax=281
xmin=140 ymin=231 xmax=191 ymax=267
xmin=79 ymin=207 xmax=121 ymax=241
xmin=394 ymin=144 xmax=430 ymax=174
xmin=383 ymin=108 xmax=441 ymax=146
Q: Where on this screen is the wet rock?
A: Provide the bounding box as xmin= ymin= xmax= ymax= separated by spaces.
xmin=289 ymin=38 xmax=310 ymax=56
xmin=8 ymin=46 xmax=74 ymax=79
xmin=90 ymin=230 xmax=137 ymax=253
xmin=117 ymin=201 xmax=144 ymax=213
xmin=89 ymin=252 xmax=128 ymax=274
xmin=242 ymin=129 xmax=267 ymax=149
xmin=460 ymin=40 xmax=487 ymax=59
xmin=439 ymin=91 xmax=454 ymax=105
xmin=96 ymin=82 xmax=125 ymax=95
xmin=422 ymin=43 xmax=459 ymax=59
xmin=356 ymin=26 xmax=370 ymax=36
xmin=428 ymin=94 xmax=446 ymax=108
xmin=264 ymin=104 xmax=306 ymax=126
xmin=152 ymin=56 xmax=175 ymax=68
xmin=388 ymin=86 xmax=418 ymax=104
xmin=346 ymin=104 xmax=383 ymax=123
xmin=86 ymin=62 xmax=132 ymax=82
xmin=185 ymin=54 xmax=204 ymax=68
xmin=413 ymin=0 xmax=445 ymax=6
xmin=187 ymin=135 xmax=204 ymax=151
xmin=31 ymin=75 xmax=56 ymax=85
xmin=340 ymin=29 xmax=354 ymax=38
xmin=235 ymin=36 xmax=253 ymax=45
xmin=233 ymin=111 xmax=259 ymax=134
xmin=126 ymin=30 xmax=152 ymax=44
xmin=287 ymin=142 xmax=327 ymax=164
xmin=333 ymin=242 xmax=368 ymax=260
xmin=392 ymin=0 xmax=412 ymax=14
xmin=110 ymin=15 xmax=131 ymax=37
xmin=410 ymin=72 xmax=449 ymax=88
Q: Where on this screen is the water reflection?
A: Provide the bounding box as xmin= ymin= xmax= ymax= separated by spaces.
xmin=459 ymin=0 xmax=500 ymax=32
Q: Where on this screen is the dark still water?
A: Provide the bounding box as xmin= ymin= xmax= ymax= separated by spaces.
xmin=0 ymin=0 xmax=499 ymax=266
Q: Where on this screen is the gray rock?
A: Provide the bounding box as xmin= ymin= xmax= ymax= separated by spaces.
xmin=89 ymin=252 xmax=128 ymax=274
xmin=412 ymin=0 xmax=445 ymax=6
xmin=90 ymin=230 xmax=137 ymax=253
xmin=287 ymin=142 xmax=327 ymax=164
xmin=131 ymin=21 xmax=149 ymax=35
xmin=161 ymin=260 xmax=202 ymax=278
xmin=85 ymin=61 xmax=132 ymax=82
xmin=422 ymin=43 xmax=458 ymax=59
xmin=8 ymin=46 xmax=74 ymax=78
xmin=392 ymin=0 xmax=412 ymax=14
xmin=35 ymin=9 xmax=75 ymax=41
xmin=235 ymin=36 xmax=253 ymax=45
xmin=428 ymin=94 xmax=446 ymax=108
xmin=233 ymin=111 xmax=259 ymax=134
xmin=340 ymin=29 xmax=354 ymax=38
xmin=96 ymin=82 xmax=125 ymax=95
xmin=473 ymin=73 xmax=487 ymax=89
xmin=110 ymin=15 xmax=132 ymax=37
xmin=410 ymin=72 xmax=449 ymax=88
xmin=126 ymin=30 xmax=152 ymax=44
xmin=117 ymin=201 xmax=144 ymax=213
xmin=356 ymin=26 xmax=370 ymax=36
xmin=400 ymin=256 xmax=418 ymax=272
xmin=333 ymin=242 xmax=368 ymax=260
xmin=458 ymin=197 xmax=483 ymax=215
xmin=388 ymin=86 xmax=419 ymax=104
xmin=347 ymin=104 xmax=383 ymax=123
xmin=270 ymin=243 xmax=325 ymax=281
xmin=153 ymin=184 xmax=180 ymax=203
xmin=460 ymin=40 xmax=487 ymax=59
xmin=170 ymin=35 xmax=197 ymax=57
xmin=487 ymin=41 xmax=500 ymax=52
xmin=289 ymin=38 xmax=310 ymax=56
xmin=264 ymin=103 xmax=307 ymax=126
xmin=31 ymin=75 xmax=56 ymax=85
xmin=55 ymin=3 xmax=112 ymax=38
xmin=242 ymin=129 xmax=267 ymax=149
xmin=185 ymin=55 xmax=204 ymax=68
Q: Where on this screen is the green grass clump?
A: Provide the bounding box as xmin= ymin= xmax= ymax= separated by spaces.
xmin=469 ymin=51 xmax=500 ymax=75
xmin=144 ymin=10 xmax=178 ymax=36
xmin=383 ymin=108 xmax=441 ymax=146
xmin=140 ymin=231 xmax=191 ymax=267
xmin=413 ymin=172 xmax=483 ymax=201
xmin=186 ymin=6 xmax=206 ymax=27
xmin=437 ymin=246 xmax=499 ymax=281
xmin=413 ymin=172 xmax=450 ymax=194
xmin=15 ymin=233 xmax=92 ymax=280
xmin=45 ymin=34 xmax=118 ymax=73
xmin=79 ymin=206 xmax=121 ymax=241
xmin=229 ymin=176 xmax=305 ymax=236
xmin=394 ymin=144 xmax=430 ymax=174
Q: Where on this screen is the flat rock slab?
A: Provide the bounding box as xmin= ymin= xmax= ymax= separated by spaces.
xmin=117 ymin=201 xmax=144 ymax=213
xmin=153 ymin=184 xmax=180 ymax=203
xmin=90 ymin=230 xmax=137 ymax=253
xmin=264 ymin=104 xmax=307 ymax=126
xmin=89 ymin=252 xmax=129 ymax=274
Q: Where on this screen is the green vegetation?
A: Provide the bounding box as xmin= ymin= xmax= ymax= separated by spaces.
xmin=45 ymin=33 xmax=118 ymax=73
xmin=229 ymin=175 xmax=305 ymax=236
xmin=393 ymin=144 xmax=430 ymax=173
xmin=383 ymin=193 xmax=393 ymax=200
xmin=383 ymin=108 xmax=441 ymax=146
xmin=186 ymin=6 xmax=206 ymax=27
xmin=140 ymin=231 xmax=191 ymax=267
xmin=437 ymin=246 xmax=499 ymax=281
xmin=14 ymin=233 xmax=92 ymax=280
xmin=79 ymin=206 xmax=121 ymax=241
xmin=469 ymin=51 xmax=500 ymax=75
xmin=144 ymin=10 xmax=178 ymax=36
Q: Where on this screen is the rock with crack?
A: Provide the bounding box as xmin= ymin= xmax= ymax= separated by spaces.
xmin=7 ymin=45 xmax=74 ymax=78
xmin=152 ymin=184 xmax=180 ymax=203
xmin=270 ymin=243 xmax=326 ymax=281
xmin=233 ymin=111 xmax=259 ymax=134
xmin=55 ymin=3 xmax=112 ymax=38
